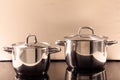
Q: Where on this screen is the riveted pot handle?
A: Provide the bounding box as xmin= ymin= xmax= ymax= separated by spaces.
xmin=25 ymin=34 xmax=37 ymax=44
xmin=105 ymin=40 xmax=118 ymax=46
xmin=55 ymin=40 xmax=66 ymax=46
xmin=49 ymin=47 xmax=61 ymax=54
xmin=78 ymin=26 xmax=94 ymax=35
xmin=2 ymin=46 xmax=13 ymax=53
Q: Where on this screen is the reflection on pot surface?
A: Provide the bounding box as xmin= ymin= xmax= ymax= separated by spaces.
xmin=56 ymin=26 xmax=117 ymax=69
xmin=20 ymin=48 xmax=46 ymax=64
xmin=3 ymin=34 xmax=61 ymax=75
xmin=65 ymin=67 xmax=107 ymax=80
xmin=15 ymin=73 xmax=49 ymax=80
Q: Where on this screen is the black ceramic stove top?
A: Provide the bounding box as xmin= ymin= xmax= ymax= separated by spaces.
xmin=0 ymin=61 xmax=120 ymax=80
xmin=65 ymin=67 xmax=106 ymax=80
xmin=14 ymin=67 xmax=106 ymax=80
xmin=15 ymin=74 xmax=49 ymax=80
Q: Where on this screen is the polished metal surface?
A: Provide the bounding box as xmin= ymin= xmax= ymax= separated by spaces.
xmin=13 ymin=55 xmax=50 ymax=75
xmin=64 ymin=39 xmax=107 ymax=69
xmin=3 ymin=34 xmax=61 ymax=75
xmin=56 ymin=26 xmax=117 ymax=69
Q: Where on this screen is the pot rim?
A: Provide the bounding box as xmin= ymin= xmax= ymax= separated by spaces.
xmin=64 ymin=34 xmax=108 ymax=41
xmin=11 ymin=42 xmax=50 ymax=49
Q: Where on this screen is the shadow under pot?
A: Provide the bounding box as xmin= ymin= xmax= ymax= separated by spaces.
xmin=65 ymin=67 xmax=107 ymax=80
xmin=56 ymin=26 xmax=117 ymax=70
xmin=15 ymin=73 xmax=49 ymax=80
xmin=3 ymin=34 xmax=61 ymax=75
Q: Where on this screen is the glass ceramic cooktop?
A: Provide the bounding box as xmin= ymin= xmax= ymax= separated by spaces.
xmin=0 ymin=61 xmax=120 ymax=80
xmin=14 ymin=67 xmax=106 ymax=80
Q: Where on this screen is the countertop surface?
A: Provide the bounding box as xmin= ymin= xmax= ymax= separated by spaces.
xmin=0 ymin=61 xmax=120 ymax=80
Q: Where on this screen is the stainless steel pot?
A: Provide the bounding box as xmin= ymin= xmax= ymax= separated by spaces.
xmin=56 ymin=26 xmax=117 ymax=69
xmin=3 ymin=34 xmax=61 ymax=75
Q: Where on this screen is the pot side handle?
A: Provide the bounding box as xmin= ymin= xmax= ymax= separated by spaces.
xmin=2 ymin=47 xmax=13 ymax=53
xmin=105 ymin=40 xmax=118 ymax=46
xmin=49 ymin=47 xmax=61 ymax=54
xmin=55 ymin=40 xmax=66 ymax=46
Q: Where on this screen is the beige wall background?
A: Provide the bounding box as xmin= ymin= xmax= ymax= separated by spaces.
xmin=0 ymin=0 xmax=120 ymax=60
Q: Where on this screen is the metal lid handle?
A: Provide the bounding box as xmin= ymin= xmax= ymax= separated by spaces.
xmin=78 ymin=26 xmax=94 ymax=35
xmin=25 ymin=34 xmax=37 ymax=44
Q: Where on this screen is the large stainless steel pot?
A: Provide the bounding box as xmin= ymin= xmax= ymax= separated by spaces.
xmin=56 ymin=26 xmax=117 ymax=69
xmin=3 ymin=34 xmax=61 ymax=75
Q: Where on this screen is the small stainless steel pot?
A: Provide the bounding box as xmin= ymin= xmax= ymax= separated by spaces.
xmin=3 ymin=34 xmax=61 ymax=75
xmin=56 ymin=26 xmax=117 ymax=69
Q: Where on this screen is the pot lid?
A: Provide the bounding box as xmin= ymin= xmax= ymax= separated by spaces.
xmin=64 ymin=26 xmax=108 ymax=41
xmin=12 ymin=34 xmax=50 ymax=48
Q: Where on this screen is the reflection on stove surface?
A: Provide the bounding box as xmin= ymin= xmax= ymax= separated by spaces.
xmin=14 ymin=73 xmax=49 ymax=80
xmin=65 ymin=67 xmax=107 ymax=80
